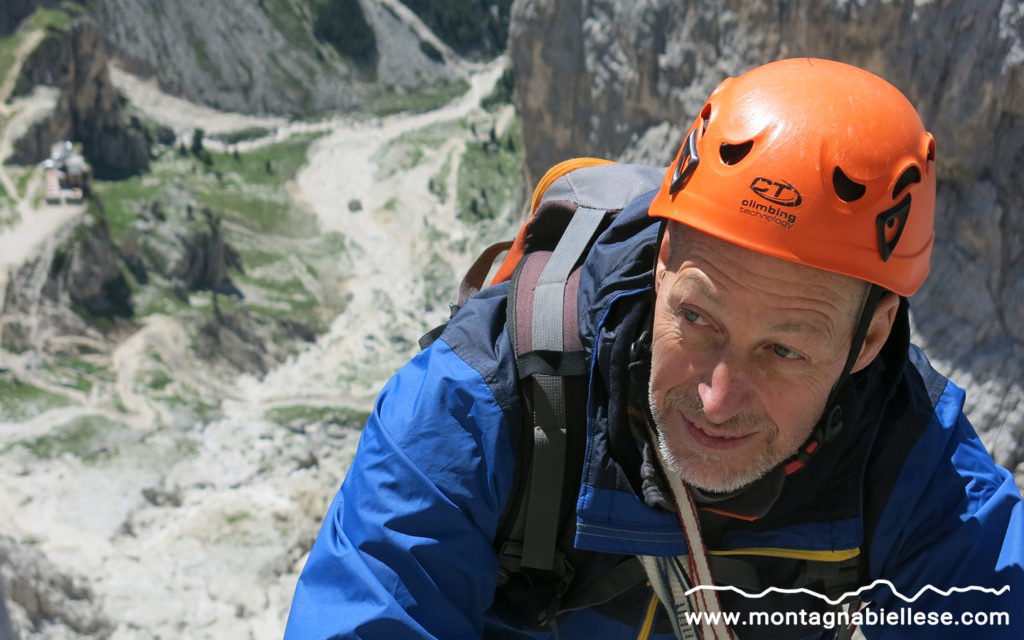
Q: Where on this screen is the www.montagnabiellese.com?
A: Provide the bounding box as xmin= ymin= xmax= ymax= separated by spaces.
xmin=681 ymin=607 xmax=1011 ymax=630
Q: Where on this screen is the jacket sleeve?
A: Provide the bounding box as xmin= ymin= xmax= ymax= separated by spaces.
xmin=862 ymin=381 xmax=1024 ymax=639
xmin=283 ymin=338 xmax=518 ymax=639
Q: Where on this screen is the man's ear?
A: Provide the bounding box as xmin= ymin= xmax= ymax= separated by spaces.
xmin=850 ymin=292 xmax=900 ymax=374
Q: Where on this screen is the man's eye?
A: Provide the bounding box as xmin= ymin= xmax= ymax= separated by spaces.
xmin=682 ymin=309 xmax=705 ymax=325
xmin=771 ymin=344 xmax=802 ymax=360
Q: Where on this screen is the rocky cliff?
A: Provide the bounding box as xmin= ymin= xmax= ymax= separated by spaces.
xmin=11 ymin=18 xmax=150 ymax=179
xmin=1 ymin=215 xmax=130 ymax=356
xmin=82 ymin=0 xmax=461 ymax=117
xmin=509 ymin=0 xmax=1024 ymax=478
xmin=0 ymin=536 xmax=112 ymax=640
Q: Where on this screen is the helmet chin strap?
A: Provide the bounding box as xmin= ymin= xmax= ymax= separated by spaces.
xmin=783 ymin=283 xmax=885 ymax=475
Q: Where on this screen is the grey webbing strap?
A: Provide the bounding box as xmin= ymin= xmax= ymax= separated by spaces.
xmin=531 ymin=206 xmax=605 ymax=350
xmin=520 ymin=375 xmax=568 ymax=571
xmin=520 ymin=206 xmax=606 ymax=570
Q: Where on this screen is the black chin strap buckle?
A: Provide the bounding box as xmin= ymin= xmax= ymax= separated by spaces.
xmin=629 ymin=328 xmax=651 ymax=369
xmin=821 ymin=405 xmax=844 ymax=443
xmin=785 ymin=406 xmax=844 ymax=476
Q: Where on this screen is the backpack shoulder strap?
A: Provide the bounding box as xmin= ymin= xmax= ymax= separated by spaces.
xmin=421 ymin=159 xmax=664 ymax=617
xmin=498 ymin=161 xmax=663 ymax=575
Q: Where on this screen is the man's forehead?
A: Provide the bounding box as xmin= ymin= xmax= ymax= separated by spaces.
xmin=667 ymin=222 xmax=866 ymax=302
xmin=668 ymin=269 xmax=854 ymax=346
xmin=665 ymin=224 xmax=867 ymax=333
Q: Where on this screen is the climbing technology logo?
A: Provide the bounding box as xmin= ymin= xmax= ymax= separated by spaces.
xmin=749 ymin=177 xmax=802 ymax=207
xmin=738 ymin=177 xmax=802 ymax=229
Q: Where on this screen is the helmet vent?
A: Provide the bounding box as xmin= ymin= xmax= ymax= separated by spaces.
xmin=892 ymin=166 xmax=921 ymax=199
xmin=719 ymin=141 xmax=753 ymax=166
xmin=832 ymin=167 xmax=866 ymax=202
xmin=700 ymin=103 xmax=712 ymax=134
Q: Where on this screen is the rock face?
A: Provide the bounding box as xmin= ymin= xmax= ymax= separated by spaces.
xmin=173 ymin=208 xmax=244 ymax=300
xmin=0 ymin=536 xmax=113 ymax=639
xmin=84 ymin=0 xmax=460 ymax=117
xmin=11 ymin=19 xmax=150 ymax=179
xmin=61 ymin=221 xmax=135 ymax=320
xmin=1 ymin=216 xmax=132 ymax=355
xmin=509 ymin=0 xmax=1024 ymax=473
xmin=0 ymin=580 xmax=12 ymax=640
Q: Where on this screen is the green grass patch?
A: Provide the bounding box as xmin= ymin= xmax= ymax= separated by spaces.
xmin=374 ymin=121 xmax=462 ymax=180
xmin=363 ymin=79 xmax=470 ymax=117
xmin=18 ymin=414 xmax=128 ymax=460
xmin=31 ymin=7 xmax=73 ymax=32
xmin=0 ymin=36 xmax=21 ymax=90
xmin=242 ymin=271 xmax=322 ymax=327
xmin=207 ymin=132 xmax=322 ymax=187
xmin=13 ymin=167 xmax=33 ymax=199
xmin=195 ymin=188 xmax=291 ymax=234
xmin=265 ymin=404 xmax=371 ymax=429
xmin=236 ymin=247 xmax=285 ymax=270
xmin=265 ymin=0 xmax=323 ymax=60
xmin=0 ymin=377 xmax=73 ymax=422
xmin=144 ymin=369 xmax=173 ymax=391
xmin=91 ymin=132 xmax=324 ymax=242
xmin=87 ymin=173 xmax=164 ymax=242
xmin=133 ymin=291 xmax=191 ymax=318
xmin=429 ymin=150 xmax=453 ymax=202
xmin=322 ymin=231 xmax=347 ymax=255
xmin=162 ymin=381 xmax=220 ymax=424
xmin=43 ymin=358 xmax=115 ymax=394
xmin=0 ymin=7 xmax=73 ymax=81
xmin=456 ymin=117 xmax=523 ymax=222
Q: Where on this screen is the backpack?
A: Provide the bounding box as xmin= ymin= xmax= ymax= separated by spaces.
xmin=420 ymin=158 xmax=665 ymax=626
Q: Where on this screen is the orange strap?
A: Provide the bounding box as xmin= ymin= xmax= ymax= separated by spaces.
xmin=491 ymin=158 xmax=616 ymax=285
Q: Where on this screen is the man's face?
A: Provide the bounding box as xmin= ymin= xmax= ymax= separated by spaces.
xmin=649 ymin=223 xmax=866 ymax=493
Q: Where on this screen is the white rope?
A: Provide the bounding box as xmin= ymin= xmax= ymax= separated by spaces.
xmin=639 ymin=446 xmax=738 ymax=640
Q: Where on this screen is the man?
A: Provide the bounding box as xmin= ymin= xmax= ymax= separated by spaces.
xmin=284 ymin=59 xmax=1023 ymax=638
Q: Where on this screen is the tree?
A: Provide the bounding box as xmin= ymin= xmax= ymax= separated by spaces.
xmin=313 ymin=0 xmax=377 ymax=62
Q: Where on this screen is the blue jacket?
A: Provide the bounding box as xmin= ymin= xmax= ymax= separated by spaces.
xmin=284 ymin=192 xmax=1024 ymax=639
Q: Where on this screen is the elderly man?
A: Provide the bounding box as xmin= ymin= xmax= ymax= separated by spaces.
xmin=284 ymin=58 xmax=1023 ymax=639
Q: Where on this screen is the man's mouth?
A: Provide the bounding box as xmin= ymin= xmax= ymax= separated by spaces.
xmin=682 ymin=414 xmax=755 ymax=450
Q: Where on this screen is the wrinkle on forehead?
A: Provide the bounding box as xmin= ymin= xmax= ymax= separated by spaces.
xmin=666 ymin=224 xmax=866 ymax=339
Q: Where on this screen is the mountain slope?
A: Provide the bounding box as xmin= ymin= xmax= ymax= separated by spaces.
xmin=84 ymin=0 xmax=463 ymax=116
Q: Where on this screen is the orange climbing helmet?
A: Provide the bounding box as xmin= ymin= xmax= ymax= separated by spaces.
xmin=648 ymin=58 xmax=936 ymax=296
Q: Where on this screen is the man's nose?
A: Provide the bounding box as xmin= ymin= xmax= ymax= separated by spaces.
xmin=696 ymin=357 xmax=755 ymax=425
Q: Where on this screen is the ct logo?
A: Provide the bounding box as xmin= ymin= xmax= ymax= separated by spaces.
xmin=749 ymin=177 xmax=802 ymax=207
